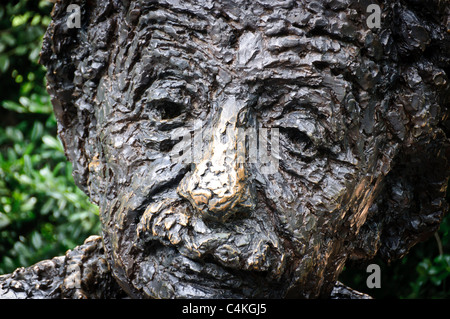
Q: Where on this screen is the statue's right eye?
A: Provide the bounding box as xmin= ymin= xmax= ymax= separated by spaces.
xmin=156 ymin=101 xmax=184 ymax=120
xmin=144 ymin=99 xmax=187 ymax=131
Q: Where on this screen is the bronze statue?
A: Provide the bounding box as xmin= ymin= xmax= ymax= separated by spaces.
xmin=1 ymin=0 xmax=449 ymax=299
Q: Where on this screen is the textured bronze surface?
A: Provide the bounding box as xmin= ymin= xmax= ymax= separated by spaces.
xmin=0 ymin=236 xmax=125 ymax=298
xmin=1 ymin=0 xmax=449 ymax=298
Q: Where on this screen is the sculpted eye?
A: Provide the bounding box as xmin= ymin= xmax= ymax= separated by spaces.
xmin=280 ymin=127 xmax=317 ymax=158
xmin=145 ymin=100 xmax=186 ymax=131
xmin=156 ymin=101 xmax=184 ymax=120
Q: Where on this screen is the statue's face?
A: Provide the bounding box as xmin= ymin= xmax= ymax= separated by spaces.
xmin=90 ymin=4 xmax=390 ymax=298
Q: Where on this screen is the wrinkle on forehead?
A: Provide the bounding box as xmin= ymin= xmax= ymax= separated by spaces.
xmin=130 ymin=0 xmax=362 ymax=84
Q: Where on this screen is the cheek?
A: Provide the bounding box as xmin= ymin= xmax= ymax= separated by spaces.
xmin=260 ymin=158 xmax=362 ymax=238
xmin=98 ymin=121 xmax=186 ymax=183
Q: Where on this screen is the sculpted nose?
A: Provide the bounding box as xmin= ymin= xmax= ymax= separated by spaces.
xmin=177 ymin=97 xmax=255 ymax=222
xmin=178 ymin=159 xmax=254 ymax=222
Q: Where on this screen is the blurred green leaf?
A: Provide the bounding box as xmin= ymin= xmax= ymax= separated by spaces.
xmin=5 ymin=126 xmax=24 ymax=142
xmin=1 ymin=33 xmax=16 ymax=46
xmin=14 ymin=45 xmax=28 ymax=56
xmin=0 ymin=54 xmax=10 ymax=73
xmin=0 ymin=213 xmax=10 ymax=229
xmin=3 ymin=100 xmax=26 ymax=113
xmin=30 ymin=231 xmax=42 ymax=250
xmin=30 ymin=122 xmax=43 ymax=142
xmin=11 ymin=12 xmax=32 ymax=27
xmin=42 ymin=135 xmax=64 ymax=152
xmin=30 ymin=15 xmax=41 ymax=26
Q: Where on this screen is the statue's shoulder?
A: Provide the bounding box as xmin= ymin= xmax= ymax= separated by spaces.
xmin=0 ymin=236 xmax=126 ymax=299
xmin=330 ymin=281 xmax=372 ymax=299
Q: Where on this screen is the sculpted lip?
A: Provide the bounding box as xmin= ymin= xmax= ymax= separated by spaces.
xmin=135 ymin=191 xmax=288 ymax=276
xmin=126 ymin=186 xmax=297 ymax=298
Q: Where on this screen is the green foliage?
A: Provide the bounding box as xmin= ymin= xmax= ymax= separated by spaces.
xmin=0 ymin=1 xmax=52 ymax=110
xmin=0 ymin=119 xmax=100 ymax=274
xmin=412 ymin=255 xmax=450 ymax=296
xmin=406 ymin=218 xmax=450 ymax=298
xmin=0 ymin=0 xmax=100 ymax=275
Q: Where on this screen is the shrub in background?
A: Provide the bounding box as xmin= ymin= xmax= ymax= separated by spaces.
xmin=0 ymin=0 xmax=100 ymax=275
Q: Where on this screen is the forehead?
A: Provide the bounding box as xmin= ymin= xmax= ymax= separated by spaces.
xmin=97 ymin=1 xmax=366 ymax=124
xmin=131 ymin=2 xmax=360 ymax=87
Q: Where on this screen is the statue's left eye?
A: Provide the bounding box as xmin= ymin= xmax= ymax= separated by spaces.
xmin=156 ymin=101 xmax=184 ymax=120
xmin=280 ymin=127 xmax=317 ymax=158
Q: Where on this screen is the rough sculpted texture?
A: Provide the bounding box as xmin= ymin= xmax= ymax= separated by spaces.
xmin=0 ymin=236 xmax=125 ymax=298
xmin=1 ymin=0 xmax=450 ymax=298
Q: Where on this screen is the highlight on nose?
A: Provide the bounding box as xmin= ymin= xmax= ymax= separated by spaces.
xmin=176 ymin=94 xmax=258 ymax=221
xmin=177 ymin=158 xmax=255 ymax=222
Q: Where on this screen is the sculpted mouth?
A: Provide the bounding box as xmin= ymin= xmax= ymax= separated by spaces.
xmin=100 ymin=170 xmax=295 ymax=298
xmin=135 ymin=189 xmax=288 ymax=280
xmin=128 ymin=185 xmax=296 ymax=298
